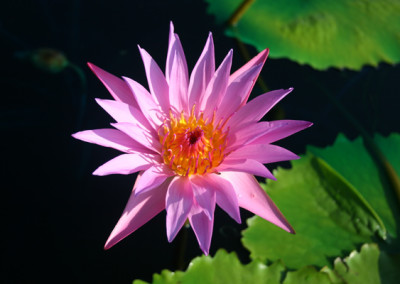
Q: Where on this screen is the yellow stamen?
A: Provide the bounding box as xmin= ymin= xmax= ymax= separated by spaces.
xmin=159 ymin=105 xmax=228 ymax=176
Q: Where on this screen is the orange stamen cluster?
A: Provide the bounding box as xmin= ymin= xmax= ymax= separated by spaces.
xmin=159 ymin=106 xmax=229 ymax=176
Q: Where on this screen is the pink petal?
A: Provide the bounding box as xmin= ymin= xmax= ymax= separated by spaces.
xmin=219 ymin=171 xmax=294 ymax=234
xmin=87 ymin=63 xmax=138 ymax=107
xmin=166 ymin=177 xmax=194 ymax=242
xmin=92 ymin=153 xmax=154 ymax=176
xmin=71 ymin=128 xmax=148 ymax=153
xmin=227 ymin=144 xmax=299 ymax=164
xmin=166 ymin=21 xmax=176 ymax=82
xmin=217 ymin=158 xmax=276 ymax=180
xmin=166 ymin=23 xmax=189 ymax=112
xmin=188 ymin=32 xmax=215 ymax=108
xmin=251 ymin=120 xmax=313 ymax=144
xmin=123 ymin=76 xmax=164 ymax=128
xmin=190 ymin=176 xmax=216 ymax=220
xmin=104 ymin=173 xmax=170 ymax=249
xmin=227 ymin=88 xmax=293 ymax=131
xmin=228 ymin=48 xmax=269 ymax=105
xmin=199 ymin=50 xmax=233 ymax=118
xmin=216 ymin=63 xmax=263 ymax=121
xmin=189 ymin=205 xmax=214 ymax=255
xmin=168 ymin=45 xmax=189 ymax=113
xmin=95 ymin=99 xmax=153 ymax=132
xmin=138 ymin=46 xmax=170 ymax=113
xmin=111 ymin=122 xmax=161 ymax=153
xmin=199 ymin=174 xmax=241 ymax=223
xmin=226 ymin=121 xmax=271 ymax=152
xmin=134 ymin=164 xmax=174 ymax=196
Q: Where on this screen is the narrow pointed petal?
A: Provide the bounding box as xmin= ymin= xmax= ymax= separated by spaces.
xmin=228 ymin=144 xmax=300 ymax=164
xmin=226 ymin=121 xmax=271 ymax=152
xmin=189 ymin=206 xmax=214 ymax=255
xmin=188 ymin=32 xmax=215 ymax=108
xmin=92 ymin=153 xmax=153 ymax=176
xmin=95 ymin=99 xmax=153 ymax=132
xmin=88 ymin=63 xmax=138 ymax=107
xmin=190 ymin=176 xmax=216 ymax=220
xmin=166 ymin=21 xmax=176 ymax=82
xmin=104 ymin=173 xmax=169 ymax=249
xmin=134 ymin=164 xmax=174 ymax=196
xmin=201 ymin=174 xmax=241 ymax=223
xmin=199 ymin=50 xmax=233 ymax=117
xmin=227 ymin=88 xmax=293 ymax=131
xmin=217 ymin=158 xmax=276 ymax=180
xmin=111 ymin=122 xmax=161 ymax=153
xmin=252 ymin=120 xmax=313 ymax=144
xmin=229 ymin=48 xmax=269 ymax=105
xmin=123 ymin=76 xmax=164 ymax=128
xmin=220 ymin=171 xmax=294 ymax=234
xmin=72 ymin=128 xmax=148 ymax=153
xmin=166 ymin=177 xmax=194 ymax=242
xmin=138 ymin=47 xmax=170 ymax=113
xmin=216 ymin=63 xmax=263 ymax=121
xmin=227 ymin=120 xmax=312 ymax=152
xmin=168 ymin=46 xmax=189 ymax=112
xmin=166 ymin=23 xmax=189 ymax=112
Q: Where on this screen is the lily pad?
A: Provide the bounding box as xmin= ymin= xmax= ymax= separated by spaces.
xmin=206 ymin=0 xmax=400 ymax=70
xmin=242 ymin=133 xmax=400 ymax=268
xmin=133 ymin=249 xmax=284 ymax=284
xmin=134 ymin=244 xmax=399 ymax=283
xmin=242 ymin=155 xmax=382 ymax=268
xmin=322 ymin=243 xmax=400 ymax=284
xmin=309 ymin=133 xmax=400 ymax=239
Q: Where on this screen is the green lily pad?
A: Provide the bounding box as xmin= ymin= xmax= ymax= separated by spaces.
xmin=322 ymin=243 xmax=400 ymax=284
xmin=133 ymin=249 xmax=284 ymax=284
xmin=242 ymin=154 xmax=383 ymax=268
xmin=134 ymin=244 xmax=400 ymax=283
xmin=324 ymin=243 xmax=380 ymax=283
xmin=206 ymin=0 xmax=400 ymax=70
xmin=242 ymin=133 xmax=400 ymax=269
xmin=309 ymin=133 xmax=400 ymax=239
xmin=284 ymin=266 xmax=331 ymax=284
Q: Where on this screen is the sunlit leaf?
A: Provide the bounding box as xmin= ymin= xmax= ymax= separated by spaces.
xmin=309 ymin=133 xmax=400 ymax=239
xmin=284 ymin=266 xmax=331 ymax=284
xmin=241 ymin=133 xmax=400 ymax=268
xmin=133 ymin=249 xmax=284 ymax=284
xmin=322 ymin=243 xmax=400 ymax=284
xmin=206 ymin=0 xmax=400 ymax=70
xmin=134 ymin=244 xmax=400 ymax=283
xmin=242 ymin=155 xmax=383 ymax=268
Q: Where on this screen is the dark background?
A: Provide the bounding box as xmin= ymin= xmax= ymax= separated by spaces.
xmin=2 ymin=0 xmax=399 ymax=283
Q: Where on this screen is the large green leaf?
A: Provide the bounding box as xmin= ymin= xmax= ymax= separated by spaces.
xmin=206 ymin=0 xmax=400 ymax=70
xmin=309 ymin=133 xmax=400 ymax=239
xmin=242 ymin=155 xmax=382 ymax=268
xmin=133 ymin=249 xmax=284 ymax=284
xmin=242 ymin=133 xmax=400 ymax=269
xmin=134 ymin=245 xmax=400 ymax=283
xmin=322 ymin=243 xmax=400 ymax=284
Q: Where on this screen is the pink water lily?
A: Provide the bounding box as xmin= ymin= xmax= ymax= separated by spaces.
xmin=72 ymin=22 xmax=312 ymax=255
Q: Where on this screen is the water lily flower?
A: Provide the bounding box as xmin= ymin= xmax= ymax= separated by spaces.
xmin=72 ymin=22 xmax=312 ymax=255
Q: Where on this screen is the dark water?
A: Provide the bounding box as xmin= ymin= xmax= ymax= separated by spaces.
xmin=2 ymin=0 xmax=399 ymax=283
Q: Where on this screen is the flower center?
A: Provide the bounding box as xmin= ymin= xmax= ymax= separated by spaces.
xmin=159 ymin=106 xmax=229 ymax=176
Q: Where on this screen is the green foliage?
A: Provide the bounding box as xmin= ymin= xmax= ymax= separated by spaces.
xmin=134 ymin=245 xmax=399 ymax=283
xmin=242 ymin=155 xmax=379 ymax=268
xmin=206 ymin=0 xmax=400 ymax=70
xmin=322 ymin=243 xmax=400 ymax=284
xmin=310 ymin=134 xmax=400 ymax=239
xmin=242 ymin=133 xmax=400 ymax=268
xmin=133 ymin=249 xmax=283 ymax=284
